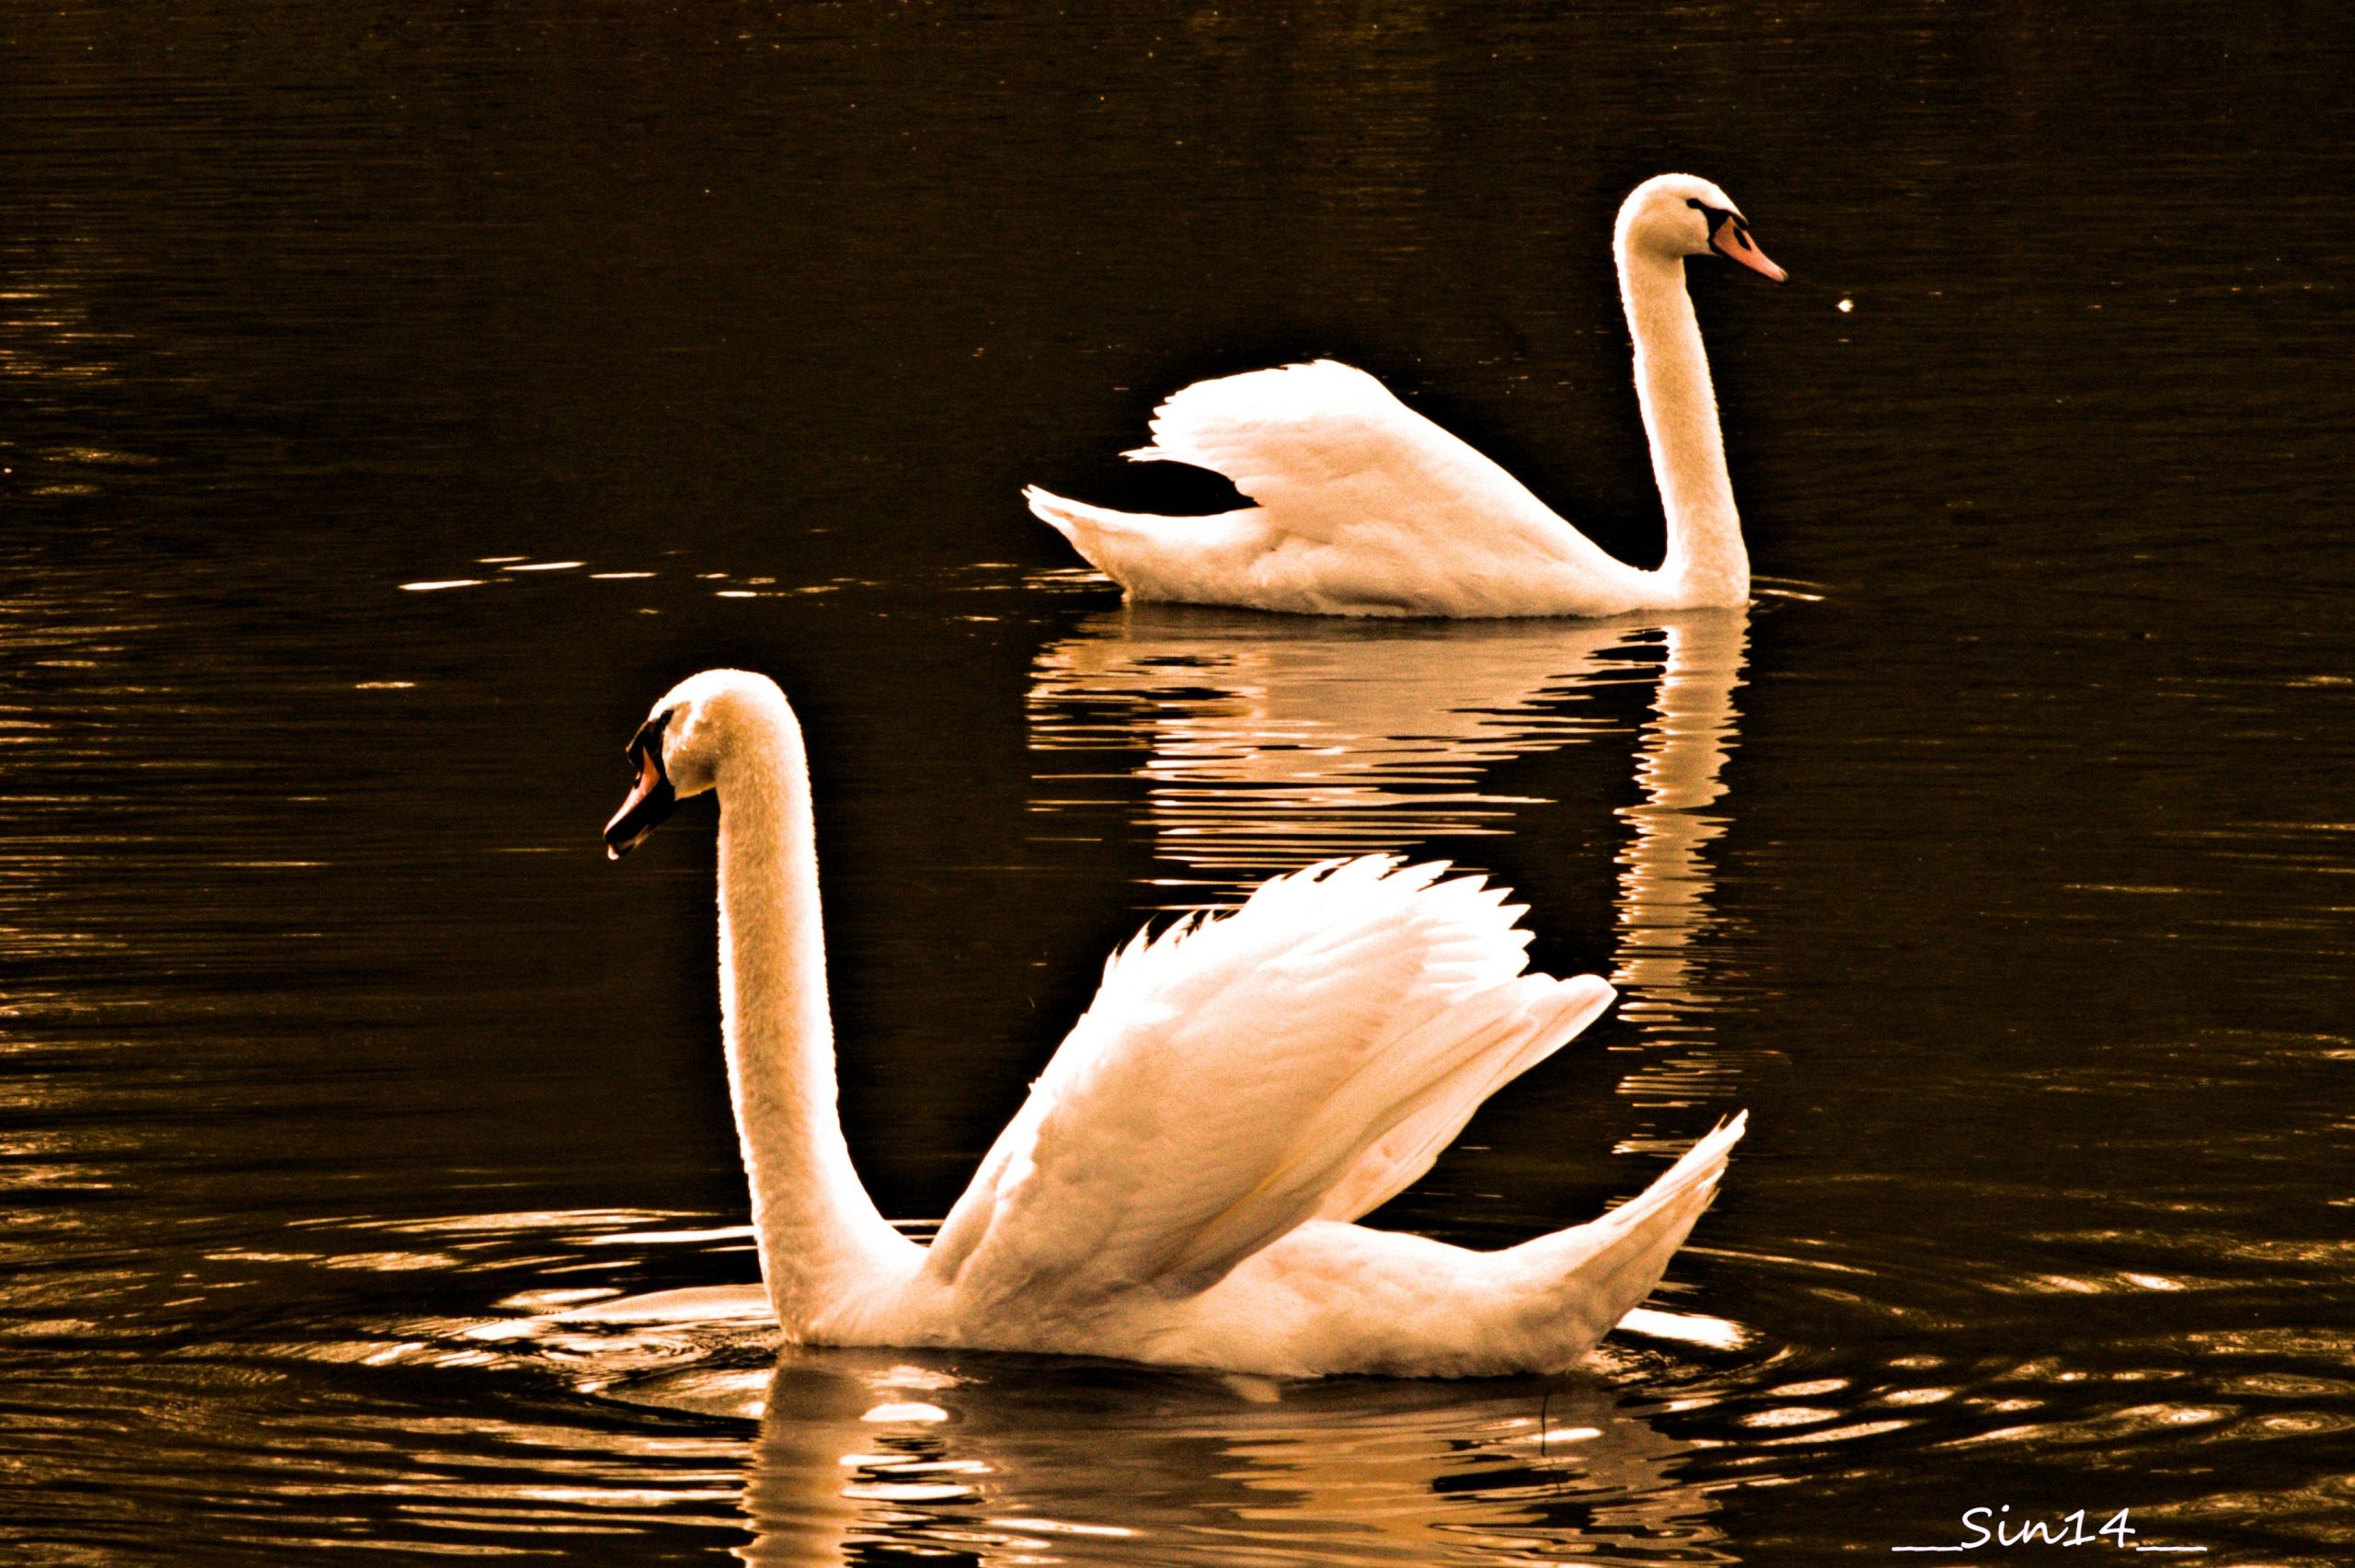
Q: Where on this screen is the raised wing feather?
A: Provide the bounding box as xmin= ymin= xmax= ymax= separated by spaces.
xmin=925 ymin=858 xmax=1614 ymax=1313
xmin=1128 ymin=361 xmax=1617 ymax=572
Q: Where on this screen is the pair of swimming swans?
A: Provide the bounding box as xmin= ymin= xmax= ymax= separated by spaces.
xmin=592 ymin=175 xmax=1768 ymax=1378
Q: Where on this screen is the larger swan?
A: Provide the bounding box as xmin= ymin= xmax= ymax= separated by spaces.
xmin=600 ymin=668 xmax=1743 ymax=1378
xmin=1025 ymin=174 xmax=1785 ymax=618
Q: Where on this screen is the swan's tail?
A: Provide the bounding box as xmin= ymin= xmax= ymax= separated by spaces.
xmin=1024 ymin=485 xmax=1156 ymax=581
xmin=1024 ymin=485 xmax=1269 ymax=604
xmin=1505 ymin=1112 xmax=1747 ymax=1347
xmin=1027 ymin=482 xmax=1125 ymax=555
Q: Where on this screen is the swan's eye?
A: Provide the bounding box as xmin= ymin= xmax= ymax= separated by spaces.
xmin=1684 ymin=199 xmax=1754 ymax=253
xmin=626 ymin=709 xmax=674 ymax=776
xmin=1686 ymin=198 xmax=1735 ymax=231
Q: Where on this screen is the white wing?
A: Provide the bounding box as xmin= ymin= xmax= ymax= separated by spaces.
xmin=1128 ymin=361 xmax=1621 ymax=573
xmin=924 ymin=858 xmax=1614 ymax=1314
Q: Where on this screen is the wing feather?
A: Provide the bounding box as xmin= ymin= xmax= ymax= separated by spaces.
xmin=1126 ymin=361 xmax=1615 ymax=573
xmin=925 ymin=858 xmax=1614 ymax=1314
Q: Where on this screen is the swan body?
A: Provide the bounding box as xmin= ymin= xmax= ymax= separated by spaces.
xmin=1026 ymin=174 xmax=1786 ymax=619
xmin=603 ymin=669 xmax=1744 ymax=1376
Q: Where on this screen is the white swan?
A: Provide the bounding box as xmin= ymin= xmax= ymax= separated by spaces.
xmin=1024 ymin=174 xmax=1786 ymax=619
xmin=602 ymin=669 xmax=1744 ymax=1378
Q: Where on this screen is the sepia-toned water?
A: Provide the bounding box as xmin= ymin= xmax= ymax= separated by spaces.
xmin=4 ymin=4 xmax=2350 ymax=1563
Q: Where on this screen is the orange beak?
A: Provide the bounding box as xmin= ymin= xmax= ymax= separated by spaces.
xmin=1711 ymin=218 xmax=1786 ymax=282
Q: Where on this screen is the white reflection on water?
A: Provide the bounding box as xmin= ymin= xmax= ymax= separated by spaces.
xmin=1609 ymin=612 xmax=1745 ymax=1024
xmin=381 ymin=1211 xmax=1747 ymax=1565
xmin=1031 ymin=610 xmax=1637 ymax=878
xmin=1030 ymin=604 xmax=1750 ymax=1068
xmin=709 ymin=1347 xmax=1728 ymax=1567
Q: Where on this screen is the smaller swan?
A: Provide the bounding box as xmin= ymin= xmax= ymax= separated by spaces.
xmin=1026 ymin=173 xmax=1786 ymax=619
xmin=603 ymin=668 xmax=1744 ymax=1377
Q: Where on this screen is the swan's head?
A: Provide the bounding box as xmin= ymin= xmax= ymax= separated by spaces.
xmin=1617 ymin=174 xmax=1786 ymax=282
xmin=603 ymin=669 xmax=787 ymax=859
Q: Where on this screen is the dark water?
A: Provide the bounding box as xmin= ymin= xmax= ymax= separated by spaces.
xmin=6 ymin=3 xmax=2352 ymax=1562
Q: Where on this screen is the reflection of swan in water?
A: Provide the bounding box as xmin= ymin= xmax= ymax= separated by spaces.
xmin=1029 ymin=605 xmax=1751 ymax=1036
xmin=1608 ymin=612 xmax=1748 ymax=1106
xmin=1031 ymin=611 xmax=1641 ymax=881
xmin=695 ymin=1346 xmax=1727 ymax=1566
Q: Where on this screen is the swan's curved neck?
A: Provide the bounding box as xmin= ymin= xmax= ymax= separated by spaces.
xmin=1618 ymin=242 xmax=1750 ymax=605
xmin=712 ymin=706 xmax=910 ymax=1331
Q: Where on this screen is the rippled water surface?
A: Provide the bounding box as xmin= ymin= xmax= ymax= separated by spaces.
xmin=5 ymin=4 xmax=2351 ymax=1563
